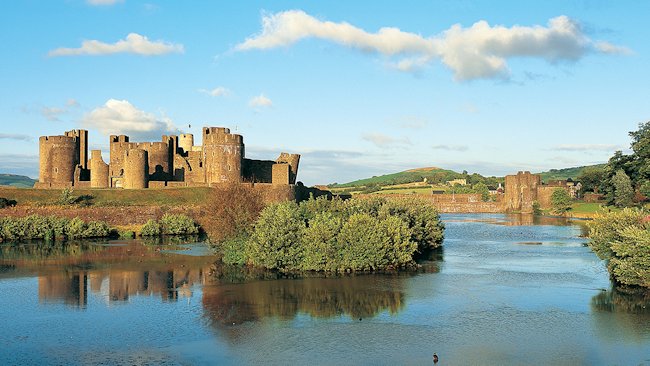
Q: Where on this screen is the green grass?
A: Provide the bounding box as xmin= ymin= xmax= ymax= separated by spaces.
xmin=0 ymin=174 xmax=36 ymax=188
xmin=0 ymin=186 xmax=212 ymax=207
xmin=536 ymin=164 xmax=605 ymax=183
xmin=330 ymin=167 xmax=462 ymax=188
xmin=373 ymin=187 xmax=438 ymax=195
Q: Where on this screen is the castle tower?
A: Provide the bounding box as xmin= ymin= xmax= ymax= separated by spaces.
xmin=202 ymin=127 xmax=244 ymax=184
xmin=38 ymin=135 xmax=79 ymax=186
xmin=90 ymin=150 xmax=109 ymax=188
xmin=123 ymin=149 xmax=148 ymax=189
xmin=504 ymin=171 xmax=541 ymax=213
xmin=276 ymin=153 xmax=301 ymax=184
xmin=109 ymin=135 xmax=131 ymax=178
xmin=178 ymin=134 xmax=194 ymax=154
xmin=65 ymin=129 xmax=88 ymax=169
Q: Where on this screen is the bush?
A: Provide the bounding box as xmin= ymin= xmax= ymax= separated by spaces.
xmin=0 ymin=197 xmax=17 ymax=208
xmin=228 ymin=196 xmax=445 ymax=273
xmin=58 ymin=188 xmax=76 ymax=205
xmin=160 ymin=214 xmax=199 ymax=235
xmin=0 ymin=215 xmax=112 ymax=242
xmin=588 ymin=208 xmax=650 ymax=288
xmin=551 ymin=189 xmax=572 ymax=215
xmin=141 ymin=219 xmax=161 ymax=236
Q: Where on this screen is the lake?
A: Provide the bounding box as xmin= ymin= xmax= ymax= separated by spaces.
xmin=1 ymin=213 xmax=648 ymax=365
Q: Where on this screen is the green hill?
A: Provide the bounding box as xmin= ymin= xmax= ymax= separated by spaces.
xmin=535 ymin=164 xmax=605 ymax=183
xmin=330 ymin=167 xmax=465 ymax=188
xmin=0 ymin=174 xmax=37 ymax=188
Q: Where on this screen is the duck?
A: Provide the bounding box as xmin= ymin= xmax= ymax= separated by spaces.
xmin=433 ymin=353 xmax=439 ymax=364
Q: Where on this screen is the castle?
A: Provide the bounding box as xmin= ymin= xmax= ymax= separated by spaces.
xmin=504 ymin=171 xmax=580 ymax=212
xmin=35 ymin=127 xmax=300 ymax=190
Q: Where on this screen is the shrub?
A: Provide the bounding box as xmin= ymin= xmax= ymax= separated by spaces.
xmin=141 ymin=219 xmax=161 ymax=236
xmin=551 ymin=189 xmax=572 ymax=215
xmin=532 ymin=201 xmax=542 ymax=215
xmin=588 ymin=208 xmax=650 ymax=288
xmin=58 ymin=188 xmax=76 ymax=205
xmin=233 ymin=196 xmax=444 ymax=273
xmin=0 ymin=215 xmax=112 ymax=242
xmin=160 ymin=214 xmax=199 ymax=235
xmin=0 ymin=197 xmax=17 ymax=208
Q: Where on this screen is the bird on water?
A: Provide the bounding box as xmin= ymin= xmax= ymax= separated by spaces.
xmin=433 ymin=353 xmax=439 ymax=363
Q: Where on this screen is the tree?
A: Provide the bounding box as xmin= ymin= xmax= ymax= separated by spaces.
xmin=550 ymin=189 xmax=572 ymax=215
xmin=577 ymin=165 xmax=607 ymax=194
xmin=629 ymin=121 xmax=650 ymax=187
xmin=612 ymin=169 xmax=634 ymax=207
xmin=472 ymin=182 xmax=490 ymax=201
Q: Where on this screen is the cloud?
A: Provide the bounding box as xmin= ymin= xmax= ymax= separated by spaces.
xmin=48 ymin=33 xmax=184 ymax=57
xmin=249 ymin=94 xmax=273 ymax=108
xmin=66 ymin=99 xmax=80 ymax=107
xmin=431 ymin=144 xmax=469 ymax=152
xmin=0 ymin=153 xmax=39 ymax=178
xmin=362 ymin=133 xmax=411 ymax=148
xmin=87 ymin=0 xmax=123 ymax=5
xmin=81 ymin=99 xmax=180 ymax=140
xmin=199 ymin=87 xmax=230 ymax=97
xmin=551 ymin=143 xmax=622 ymax=152
xmin=0 ymin=133 xmax=32 ymax=141
xmin=237 ymin=10 xmax=629 ymax=80
xmin=41 ymin=107 xmax=67 ymax=122
xmin=394 ymin=116 xmax=427 ymax=129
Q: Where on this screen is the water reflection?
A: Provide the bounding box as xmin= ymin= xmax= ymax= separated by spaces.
xmin=591 ymin=285 xmax=650 ymax=343
xmin=0 ymin=240 xmax=214 ymax=308
xmin=202 ymin=275 xmax=407 ymax=327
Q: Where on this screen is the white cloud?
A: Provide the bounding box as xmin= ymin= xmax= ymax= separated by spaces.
xmin=87 ymin=0 xmax=123 ymax=5
xmin=0 ymin=133 xmax=32 ymax=141
xmin=82 ymin=99 xmax=179 ymax=140
xmin=199 ymin=87 xmax=230 ymax=97
xmin=237 ymin=10 xmax=629 ymax=81
xmin=362 ymin=133 xmax=411 ymax=148
xmin=552 ymin=143 xmax=622 ymax=152
xmin=249 ymin=94 xmax=273 ymax=108
xmin=48 ymin=33 xmax=184 ymax=57
xmin=66 ymin=99 xmax=80 ymax=107
xmin=431 ymin=144 xmax=469 ymax=151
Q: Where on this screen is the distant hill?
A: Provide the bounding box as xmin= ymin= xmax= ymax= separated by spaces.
xmin=330 ymin=167 xmax=464 ymax=188
xmin=535 ymin=164 xmax=606 ymax=182
xmin=0 ymin=174 xmax=36 ymax=188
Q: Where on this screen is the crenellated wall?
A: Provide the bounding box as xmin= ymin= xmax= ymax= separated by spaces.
xmin=38 ymin=126 xmax=300 ymax=190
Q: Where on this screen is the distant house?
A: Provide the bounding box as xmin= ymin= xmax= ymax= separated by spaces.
xmin=447 ymin=179 xmax=467 ymax=186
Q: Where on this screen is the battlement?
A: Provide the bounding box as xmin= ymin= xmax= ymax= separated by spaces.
xmin=40 ymin=135 xmax=77 ymax=143
xmin=110 ymin=135 xmax=129 ymax=143
xmin=39 ymin=125 xmax=298 ymax=189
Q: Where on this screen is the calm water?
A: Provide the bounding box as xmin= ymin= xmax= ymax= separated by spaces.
xmin=0 ymin=214 xmax=648 ymax=365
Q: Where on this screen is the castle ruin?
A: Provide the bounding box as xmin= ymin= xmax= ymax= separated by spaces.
xmin=35 ymin=127 xmax=300 ymax=190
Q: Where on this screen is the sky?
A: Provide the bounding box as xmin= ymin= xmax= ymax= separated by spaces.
xmin=1 ymin=0 xmax=649 ymax=186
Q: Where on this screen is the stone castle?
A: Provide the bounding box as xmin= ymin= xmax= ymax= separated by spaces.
xmin=35 ymin=127 xmax=300 ymax=190
xmin=504 ymin=171 xmax=580 ymax=212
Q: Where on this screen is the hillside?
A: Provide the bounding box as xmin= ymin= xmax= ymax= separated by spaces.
xmin=535 ymin=164 xmax=605 ymax=182
xmin=329 ymin=167 xmax=465 ymax=188
xmin=0 ymin=174 xmax=36 ymax=188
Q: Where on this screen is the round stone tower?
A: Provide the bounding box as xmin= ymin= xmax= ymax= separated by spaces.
xmin=39 ymin=135 xmax=79 ymax=185
xmin=123 ymin=149 xmax=149 ymax=189
xmin=178 ymin=134 xmax=194 ymax=154
xmin=202 ymin=127 xmax=243 ymax=184
xmin=89 ymin=150 xmax=109 ymax=188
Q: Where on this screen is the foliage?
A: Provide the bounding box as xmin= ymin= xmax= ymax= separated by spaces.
xmin=329 ymin=167 xmax=502 ymax=189
xmin=473 ymin=182 xmax=490 ymax=201
xmin=198 ymin=184 xmax=266 ymax=242
xmin=538 ymin=164 xmax=605 ymax=183
xmin=551 ymin=189 xmax=572 ymax=215
xmin=0 ymin=197 xmax=17 ymax=208
xmin=58 ymin=188 xmax=76 ymax=205
xmin=160 ymin=214 xmax=199 ymax=235
xmin=0 ymin=215 xmax=110 ymax=242
xmin=588 ymin=208 xmax=650 ymax=288
xmin=223 ymin=196 xmax=444 ymax=273
xmin=532 ymin=201 xmax=542 ymax=215
xmin=577 ymin=165 xmax=608 ymax=194
xmin=141 ymin=219 xmax=161 ymax=236
xmin=612 ymin=169 xmax=634 ymax=208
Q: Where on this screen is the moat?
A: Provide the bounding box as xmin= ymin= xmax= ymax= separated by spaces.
xmin=1 ymin=214 xmax=648 ymax=365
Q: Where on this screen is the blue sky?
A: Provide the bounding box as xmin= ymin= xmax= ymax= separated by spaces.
xmin=1 ymin=0 xmax=648 ymax=185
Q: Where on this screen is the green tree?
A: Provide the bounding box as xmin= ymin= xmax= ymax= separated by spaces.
xmin=629 ymin=121 xmax=650 ymax=185
xmin=577 ymin=166 xmax=607 ymax=194
xmin=551 ymin=189 xmax=572 ymax=215
xmin=472 ymin=182 xmax=490 ymax=201
xmin=612 ymin=169 xmax=634 ymax=208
